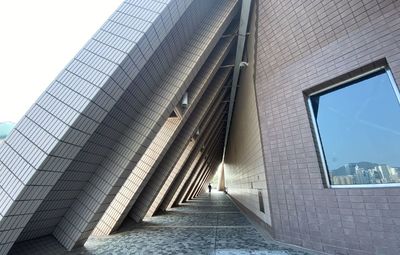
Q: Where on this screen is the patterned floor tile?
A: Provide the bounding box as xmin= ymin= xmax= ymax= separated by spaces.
xmin=10 ymin=192 xmax=317 ymax=255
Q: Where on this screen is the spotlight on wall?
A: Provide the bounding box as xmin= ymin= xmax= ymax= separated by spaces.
xmin=239 ymin=61 xmax=248 ymax=68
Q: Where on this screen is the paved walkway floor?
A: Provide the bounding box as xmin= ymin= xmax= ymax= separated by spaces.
xmin=11 ymin=191 xmax=315 ymax=255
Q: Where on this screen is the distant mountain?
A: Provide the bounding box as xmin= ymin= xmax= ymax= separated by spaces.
xmin=355 ymin=161 xmax=381 ymax=169
xmin=0 ymin=122 xmax=15 ymax=140
xmin=331 ymin=162 xmax=381 ymax=176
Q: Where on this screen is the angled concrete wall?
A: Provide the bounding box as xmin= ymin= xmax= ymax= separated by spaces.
xmin=2 ymin=0 xmax=397 ymax=254
xmin=33 ymin=0 xmax=217 ymax=249
xmin=0 ymin=0 xmax=194 ymax=252
xmin=191 ymin=135 xmax=225 ymax=198
xmin=144 ymin=79 xmax=230 ymax=218
xmin=130 ymin=91 xmax=229 ymax=221
xmin=92 ymin=15 xmax=237 ymax=235
xmin=0 ymin=0 xmax=238 ymax=253
xmin=177 ymin=118 xmax=225 ymax=204
xmin=159 ymin=89 xmax=229 ymax=210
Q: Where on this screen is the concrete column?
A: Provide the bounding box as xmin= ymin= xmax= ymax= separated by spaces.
xmin=158 ymin=93 xmax=228 ymax=210
xmin=92 ymin=11 xmax=236 ymax=235
xmin=130 ymin=97 xmax=228 ymax=221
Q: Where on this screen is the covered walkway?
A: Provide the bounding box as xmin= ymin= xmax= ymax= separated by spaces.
xmin=1 ymin=0 xmax=399 ymax=254
xmin=11 ymin=192 xmax=314 ymax=254
xmin=83 ymin=192 xmax=314 ymax=254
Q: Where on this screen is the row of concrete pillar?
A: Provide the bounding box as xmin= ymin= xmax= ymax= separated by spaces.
xmin=0 ymin=0 xmax=240 ymax=254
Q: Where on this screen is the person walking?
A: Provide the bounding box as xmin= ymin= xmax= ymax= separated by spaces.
xmin=208 ymin=183 xmax=212 ymax=193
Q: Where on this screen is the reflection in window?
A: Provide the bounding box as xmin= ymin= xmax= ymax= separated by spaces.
xmin=309 ymin=68 xmax=400 ymax=186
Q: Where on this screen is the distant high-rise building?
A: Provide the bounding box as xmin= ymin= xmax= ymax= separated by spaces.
xmin=333 ymin=175 xmax=354 ymax=185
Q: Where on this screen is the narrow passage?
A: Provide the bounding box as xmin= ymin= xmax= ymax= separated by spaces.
xmin=79 ymin=191 xmax=314 ymax=254
xmin=11 ymin=192 xmax=316 ymax=254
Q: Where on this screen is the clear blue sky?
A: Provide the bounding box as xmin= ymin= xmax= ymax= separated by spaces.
xmin=315 ymin=71 xmax=400 ymax=170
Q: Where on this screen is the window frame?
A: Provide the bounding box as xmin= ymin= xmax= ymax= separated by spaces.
xmin=307 ymin=66 xmax=400 ymax=188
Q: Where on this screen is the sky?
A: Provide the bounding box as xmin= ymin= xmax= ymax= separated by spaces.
xmin=0 ymin=0 xmax=122 ymax=124
xmin=314 ymin=71 xmax=400 ymax=169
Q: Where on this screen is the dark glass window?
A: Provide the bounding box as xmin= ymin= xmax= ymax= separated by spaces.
xmin=309 ymin=68 xmax=400 ymax=187
xmin=258 ymin=190 xmax=265 ymax=213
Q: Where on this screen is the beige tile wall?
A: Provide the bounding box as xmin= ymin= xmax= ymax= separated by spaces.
xmin=224 ymin=2 xmax=271 ymax=225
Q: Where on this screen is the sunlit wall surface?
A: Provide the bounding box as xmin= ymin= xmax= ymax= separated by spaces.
xmin=224 ymin=3 xmax=271 ymax=225
xmin=0 ymin=0 xmax=239 ymax=254
xmin=256 ymin=0 xmax=400 ymax=253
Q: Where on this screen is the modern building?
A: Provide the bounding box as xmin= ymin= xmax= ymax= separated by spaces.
xmin=0 ymin=0 xmax=399 ymax=254
xmin=0 ymin=122 xmax=15 ymax=141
